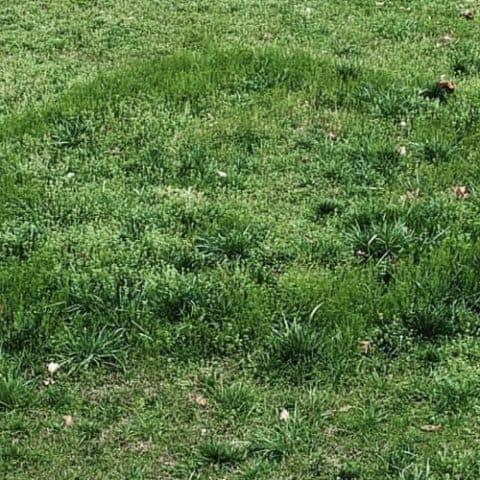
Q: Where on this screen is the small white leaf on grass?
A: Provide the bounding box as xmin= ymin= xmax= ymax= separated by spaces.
xmin=63 ymin=415 xmax=74 ymax=427
xmin=43 ymin=378 xmax=55 ymax=386
xmin=359 ymin=340 xmax=372 ymax=354
xmin=279 ymin=408 xmax=290 ymax=421
xmin=460 ymin=10 xmax=475 ymax=20
xmin=47 ymin=362 xmax=61 ymax=375
xmin=396 ymin=145 xmax=407 ymax=156
xmin=217 ymin=170 xmax=227 ymax=178
xmin=303 ymin=7 xmax=313 ymax=17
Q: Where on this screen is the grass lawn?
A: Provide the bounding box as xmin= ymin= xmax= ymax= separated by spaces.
xmin=3 ymin=1 xmax=480 ymax=478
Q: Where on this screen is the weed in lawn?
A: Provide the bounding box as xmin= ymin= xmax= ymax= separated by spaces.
xmin=211 ymin=381 xmax=257 ymax=415
xmin=198 ymin=439 xmax=246 ymax=466
xmin=268 ymin=318 xmax=321 ymax=369
xmin=55 ymin=326 xmax=127 ymax=372
xmin=0 ymin=368 xmax=31 ymax=410
xmin=249 ymin=422 xmax=298 ymax=462
xmin=346 ymin=217 xmax=412 ymax=263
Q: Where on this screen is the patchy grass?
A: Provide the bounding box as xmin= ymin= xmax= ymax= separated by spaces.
xmin=2 ymin=0 xmax=480 ymax=478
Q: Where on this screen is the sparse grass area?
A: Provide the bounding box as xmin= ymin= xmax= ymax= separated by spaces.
xmin=3 ymin=0 xmax=480 ymax=478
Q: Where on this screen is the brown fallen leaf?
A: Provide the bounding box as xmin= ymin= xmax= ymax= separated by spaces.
xmin=460 ymin=10 xmax=475 ymax=20
xmin=63 ymin=415 xmax=74 ymax=427
xmin=279 ymin=408 xmax=290 ymax=421
xmin=359 ymin=340 xmax=372 ymax=354
xmin=190 ymin=393 xmax=208 ymax=407
xmin=421 ymin=77 xmax=456 ymax=100
xmin=327 ymin=131 xmax=338 ymax=141
xmin=437 ymin=79 xmax=456 ymax=92
xmin=453 ymin=185 xmax=470 ymax=199
xmin=420 ymin=424 xmax=442 ymax=432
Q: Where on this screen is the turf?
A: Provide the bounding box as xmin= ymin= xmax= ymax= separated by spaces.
xmin=2 ymin=1 xmax=480 ymax=478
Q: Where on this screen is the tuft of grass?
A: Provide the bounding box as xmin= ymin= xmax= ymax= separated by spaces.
xmin=268 ymin=318 xmax=321 ymax=369
xmin=211 ymin=381 xmax=257 ymax=414
xmin=346 ymin=217 xmax=412 ymax=263
xmin=55 ymin=326 xmax=127 ymax=372
xmin=198 ymin=439 xmax=246 ymax=466
xmin=0 ymin=369 xmax=31 ymax=410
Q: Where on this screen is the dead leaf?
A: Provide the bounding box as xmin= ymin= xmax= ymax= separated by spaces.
xmin=404 ymin=189 xmax=421 ymax=201
xmin=396 ymin=145 xmax=407 ymax=156
xmin=217 ymin=170 xmax=227 ymax=178
xmin=47 ymin=362 xmax=61 ymax=375
xmin=63 ymin=415 xmax=74 ymax=427
xmin=460 ymin=10 xmax=475 ymax=20
xmin=327 ymin=132 xmax=338 ymax=141
xmin=421 ymin=78 xmax=456 ymax=100
xmin=132 ymin=440 xmax=151 ymax=453
xmin=452 ymin=185 xmax=470 ymax=199
xmin=190 ymin=393 xmax=208 ymax=407
xmin=420 ymin=424 xmax=442 ymax=432
xmin=437 ymin=79 xmax=456 ymax=92
xmin=359 ymin=340 xmax=372 ymax=354
xmin=279 ymin=408 xmax=290 ymax=421
xmin=337 ymin=405 xmax=353 ymax=413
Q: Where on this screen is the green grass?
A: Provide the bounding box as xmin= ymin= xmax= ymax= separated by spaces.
xmin=3 ymin=0 xmax=480 ymax=478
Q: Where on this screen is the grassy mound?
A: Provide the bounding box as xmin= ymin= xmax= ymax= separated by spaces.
xmin=3 ymin=2 xmax=480 ymax=478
